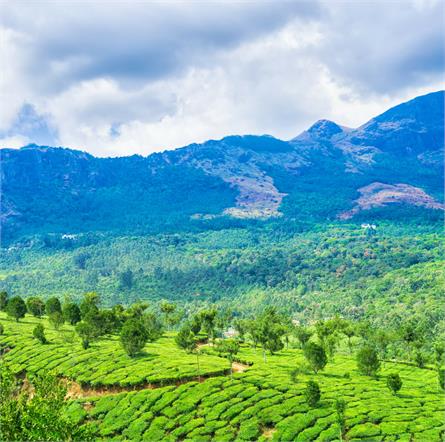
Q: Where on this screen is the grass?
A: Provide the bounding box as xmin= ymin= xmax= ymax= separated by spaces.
xmin=1 ymin=312 xmax=444 ymax=441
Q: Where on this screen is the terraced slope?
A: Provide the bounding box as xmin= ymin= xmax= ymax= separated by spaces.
xmin=1 ymin=313 xmax=443 ymax=441
xmin=0 ymin=314 xmax=227 ymax=387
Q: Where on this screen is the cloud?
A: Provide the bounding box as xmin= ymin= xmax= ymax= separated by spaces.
xmin=0 ymin=1 xmax=443 ymax=156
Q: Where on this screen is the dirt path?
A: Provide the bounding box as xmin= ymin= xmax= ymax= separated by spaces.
xmin=232 ymin=362 xmax=250 ymax=373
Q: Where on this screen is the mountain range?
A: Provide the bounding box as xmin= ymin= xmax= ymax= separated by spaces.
xmin=1 ymin=91 xmax=443 ymax=243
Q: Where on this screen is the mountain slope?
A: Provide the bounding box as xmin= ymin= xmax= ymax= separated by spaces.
xmin=1 ymin=91 xmax=443 ymax=242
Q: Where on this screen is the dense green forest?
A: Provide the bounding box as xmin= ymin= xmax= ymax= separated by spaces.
xmin=1 ymin=221 xmax=443 ymax=335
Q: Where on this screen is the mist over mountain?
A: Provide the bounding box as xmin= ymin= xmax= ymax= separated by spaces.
xmin=1 ymin=91 xmax=443 ymax=243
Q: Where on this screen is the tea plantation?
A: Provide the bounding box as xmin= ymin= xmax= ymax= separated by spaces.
xmin=1 ymin=313 xmax=443 ymax=441
xmin=0 ymin=313 xmax=228 ymax=387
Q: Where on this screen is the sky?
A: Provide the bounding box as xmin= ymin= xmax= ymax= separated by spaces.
xmin=0 ymin=1 xmax=444 ymax=157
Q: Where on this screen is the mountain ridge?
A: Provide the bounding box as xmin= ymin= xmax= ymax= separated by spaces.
xmin=1 ymin=91 xmax=443 ymax=242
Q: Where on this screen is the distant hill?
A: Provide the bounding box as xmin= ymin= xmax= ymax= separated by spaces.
xmin=1 ymin=91 xmax=443 ymax=242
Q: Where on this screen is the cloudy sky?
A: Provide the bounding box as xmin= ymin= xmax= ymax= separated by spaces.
xmin=0 ymin=1 xmax=444 ymax=157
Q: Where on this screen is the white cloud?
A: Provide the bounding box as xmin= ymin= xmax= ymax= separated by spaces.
xmin=0 ymin=1 xmax=443 ymax=156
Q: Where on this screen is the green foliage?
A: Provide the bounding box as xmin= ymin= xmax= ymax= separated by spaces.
xmin=438 ymin=369 xmax=444 ymax=390
xmin=6 ymin=296 xmax=26 ymax=322
xmin=75 ymin=321 xmax=96 ymax=349
xmin=62 ymin=302 xmax=81 ymax=325
xmin=120 ymin=319 xmax=147 ymax=357
xmin=26 ymin=297 xmax=45 ymax=318
xmin=0 ymin=364 xmax=92 ymax=441
xmin=45 ymin=297 xmax=62 ymax=315
xmin=142 ymin=312 xmax=164 ymax=342
xmin=176 ymin=323 xmax=198 ymax=354
xmin=33 ymin=324 xmax=47 ymax=344
xmin=386 ymin=373 xmax=402 ymax=395
xmin=357 ymin=346 xmax=381 ymax=377
xmin=294 ymin=326 xmax=312 ymax=348
xmin=0 ymin=323 xmax=4 ymax=334
xmin=0 ymin=291 xmax=8 ymax=311
xmin=49 ymin=311 xmax=64 ymax=330
xmin=304 ymin=380 xmax=321 ymax=407
xmin=303 ymin=342 xmax=327 ymax=374
xmin=335 ymin=398 xmax=347 ymax=440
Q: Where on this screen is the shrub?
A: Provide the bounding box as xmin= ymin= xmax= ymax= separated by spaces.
xmin=387 ymin=373 xmax=402 ymax=395
xmin=0 ymin=323 xmax=3 ymax=335
xmin=33 ymin=324 xmax=47 ymax=344
xmin=356 ymin=346 xmax=380 ymax=377
xmin=304 ymin=380 xmax=321 ymax=407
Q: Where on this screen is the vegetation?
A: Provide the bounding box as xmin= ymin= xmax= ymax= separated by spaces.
xmin=0 ymin=364 xmax=92 ymax=441
xmin=304 ymin=380 xmax=321 ymax=407
xmin=386 ymin=372 xmax=403 ymax=396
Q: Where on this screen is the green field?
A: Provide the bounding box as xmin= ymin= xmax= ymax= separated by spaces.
xmin=1 ymin=313 xmax=443 ymax=441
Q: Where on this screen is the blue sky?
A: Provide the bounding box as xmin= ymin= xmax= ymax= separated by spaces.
xmin=0 ymin=1 xmax=444 ymax=156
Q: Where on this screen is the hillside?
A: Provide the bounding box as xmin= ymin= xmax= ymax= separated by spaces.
xmin=1 ymin=91 xmax=443 ymax=242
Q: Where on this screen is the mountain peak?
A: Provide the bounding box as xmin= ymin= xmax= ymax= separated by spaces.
xmin=307 ymin=119 xmax=344 ymax=139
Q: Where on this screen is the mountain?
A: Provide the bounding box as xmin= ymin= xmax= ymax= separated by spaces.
xmin=1 ymin=91 xmax=443 ymax=242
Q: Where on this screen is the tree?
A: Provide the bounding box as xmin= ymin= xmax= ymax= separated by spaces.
xmin=374 ymin=329 xmax=392 ymax=361
xmin=216 ymin=339 xmax=240 ymax=380
xmin=304 ymin=380 xmax=321 ymax=407
xmin=45 ymin=297 xmax=62 ymax=316
xmin=6 ymin=296 xmax=26 ymax=322
xmin=176 ymin=323 xmax=200 ymax=381
xmin=75 ymin=321 xmax=97 ymax=349
xmin=294 ymin=326 xmax=312 ymax=349
xmin=0 ymin=291 xmax=8 ymax=311
xmin=33 ymin=324 xmax=47 ymax=344
xmin=256 ymin=307 xmax=285 ymax=362
xmin=26 ymin=297 xmax=46 ymax=318
xmin=386 ymin=373 xmax=402 ymax=395
xmin=79 ymin=292 xmax=100 ymax=319
xmin=142 ymin=312 xmax=164 ymax=342
xmin=160 ymin=301 xmax=177 ymax=330
xmin=415 ymin=351 xmax=425 ymax=368
xmin=119 ymin=268 xmax=134 ymax=290
xmin=49 ymin=311 xmax=64 ymax=330
xmin=335 ymin=399 xmax=347 ymax=441
xmin=0 ymin=323 xmax=4 ymax=335
xmin=199 ymin=309 xmax=218 ymax=344
xmin=73 ymin=252 xmax=89 ymax=270
xmin=120 ymin=319 xmax=147 ymax=357
xmin=303 ymin=342 xmax=327 ymax=374
xmin=438 ymin=369 xmax=444 ymax=390
xmin=0 ymin=365 xmax=92 ymax=441
xmin=62 ymin=302 xmax=81 ymax=325
xmin=357 ymin=346 xmax=380 ymax=377
xmin=343 ymin=325 xmax=355 ymax=354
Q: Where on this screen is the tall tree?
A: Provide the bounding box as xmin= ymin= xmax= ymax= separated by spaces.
xmin=216 ymin=339 xmax=240 ymax=380
xmin=26 ymin=297 xmax=46 ymax=318
xmin=45 ymin=297 xmax=62 ymax=316
xmin=176 ymin=323 xmax=200 ymax=381
xmin=303 ymin=342 xmax=327 ymax=374
xmin=357 ymin=346 xmax=380 ymax=377
xmin=0 ymin=291 xmax=8 ymax=311
xmin=62 ymin=302 xmax=81 ymax=325
xmin=6 ymin=296 xmax=26 ymax=322
xmin=120 ymin=319 xmax=148 ymax=357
